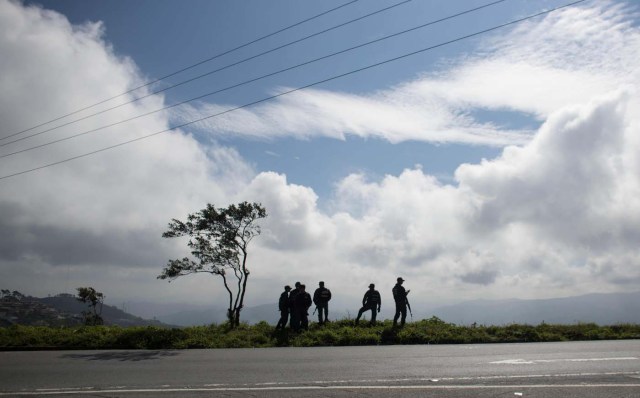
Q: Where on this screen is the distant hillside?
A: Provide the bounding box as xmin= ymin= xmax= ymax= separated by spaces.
xmin=0 ymin=291 xmax=173 ymax=327
xmin=431 ymin=291 xmax=640 ymax=325
xmin=0 ymin=293 xmax=80 ymax=327
xmin=37 ymin=295 xmax=174 ymax=327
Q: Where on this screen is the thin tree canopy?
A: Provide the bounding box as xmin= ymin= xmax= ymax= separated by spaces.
xmin=159 ymin=201 xmax=267 ymax=327
xmin=76 ymin=287 xmax=104 ymax=325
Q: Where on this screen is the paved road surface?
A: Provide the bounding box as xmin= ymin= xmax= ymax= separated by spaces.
xmin=1 ymin=340 xmax=640 ymax=397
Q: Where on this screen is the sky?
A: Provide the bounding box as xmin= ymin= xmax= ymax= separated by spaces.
xmin=1 ymin=0 xmax=639 ymax=319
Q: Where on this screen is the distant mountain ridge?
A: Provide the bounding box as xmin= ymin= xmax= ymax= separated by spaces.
xmin=0 ymin=291 xmax=173 ymax=327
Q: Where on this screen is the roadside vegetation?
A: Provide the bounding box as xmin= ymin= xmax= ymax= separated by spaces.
xmin=2 ymin=317 xmax=640 ymax=350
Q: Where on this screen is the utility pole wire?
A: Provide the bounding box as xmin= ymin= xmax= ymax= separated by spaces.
xmin=0 ymin=0 xmax=587 ymax=181
xmin=0 ymin=0 xmax=509 ymax=158
xmin=0 ymin=0 xmax=413 ymax=147
xmin=0 ymin=0 xmax=359 ymax=141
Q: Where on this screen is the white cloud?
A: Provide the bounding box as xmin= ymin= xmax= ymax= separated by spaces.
xmin=239 ymin=172 xmax=335 ymax=251
xmin=233 ymin=89 xmax=640 ymax=306
xmin=177 ymin=83 xmax=531 ymax=147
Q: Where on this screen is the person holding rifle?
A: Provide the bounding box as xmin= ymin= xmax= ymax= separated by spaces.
xmin=392 ymin=277 xmax=410 ymax=327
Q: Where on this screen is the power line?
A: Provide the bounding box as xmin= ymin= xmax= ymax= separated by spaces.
xmin=0 ymin=0 xmax=413 ymax=147
xmin=0 ymin=0 xmax=587 ymax=181
xmin=0 ymin=0 xmax=509 ymax=158
xmin=0 ymin=0 xmax=359 ymax=141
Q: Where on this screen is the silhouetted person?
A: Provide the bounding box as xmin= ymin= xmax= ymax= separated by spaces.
xmin=275 ymin=285 xmax=291 ymax=330
xmin=355 ymin=283 xmax=381 ymax=325
xmin=313 ymin=281 xmax=332 ymax=325
xmin=294 ymin=284 xmax=312 ymax=331
xmin=289 ymin=282 xmax=301 ymax=331
xmin=392 ymin=277 xmax=410 ymax=326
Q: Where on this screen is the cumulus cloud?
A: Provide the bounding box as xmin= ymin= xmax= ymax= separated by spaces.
xmin=239 ymin=172 xmax=335 ymax=251
xmin=303 ymin=90 xmax=640 ymax=303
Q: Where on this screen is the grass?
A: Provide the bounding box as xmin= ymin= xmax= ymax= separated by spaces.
xmin=1 ymin=317 xmax=639 ymax=350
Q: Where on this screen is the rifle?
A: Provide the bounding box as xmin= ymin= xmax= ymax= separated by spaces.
xmin=406 ymin=297 xmax=413 ymax=319
xmin=312 ymin=306 xmax=318 ymax=315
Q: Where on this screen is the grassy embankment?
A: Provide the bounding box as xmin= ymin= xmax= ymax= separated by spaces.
xmin=2 ymin=317 xmax=639 ymax=350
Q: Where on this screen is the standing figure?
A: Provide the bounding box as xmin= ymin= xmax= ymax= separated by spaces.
xmin=288 ymin=282 xmax=301 ymax=331
xmin=355 ymin=283 xmax=381 ymax=325
xmin=294 ymin=284 xmax=313 ymax=331
xmin=313 ymin=281 xmax=332 ymax=325
xmin=392 ymin=277 xmax=410 ymax=327
xmin=275 ymin=285 xmax=291 ymax=330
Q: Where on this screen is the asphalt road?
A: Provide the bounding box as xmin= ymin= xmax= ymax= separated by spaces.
xmin=1 ymin=340 xmax=640 ymax=397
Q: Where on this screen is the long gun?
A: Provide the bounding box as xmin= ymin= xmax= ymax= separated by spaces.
xmin=406 ymin=297 xmax=413 ymax=319
xmin=312 ymin=306 xmax=318 ymax=315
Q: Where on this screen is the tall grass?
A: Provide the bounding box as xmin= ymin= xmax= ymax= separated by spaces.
xmin=1 ymin=317 xmax=639 ymax=350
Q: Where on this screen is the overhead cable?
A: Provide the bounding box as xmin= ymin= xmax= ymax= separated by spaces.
xmin=0 ymin=0 xmax=508 ymax=157
xmin=0 ymin=0 xmax=413 ymax=147
xmin=0 ymin=0 xmax=587 ymax=181
xmin=0 ymin=0 xmax=360 ymax=141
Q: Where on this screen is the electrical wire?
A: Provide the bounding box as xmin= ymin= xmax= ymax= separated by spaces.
xmin=0 ymin=0 xmax=509 ymax=157
xmin=0 ymin=0 xmax=413 ymax=147
xmin=0 ymin=0 xmax=587 ymax=181
xmin=0 ymin=0 xmax=359 ymax=141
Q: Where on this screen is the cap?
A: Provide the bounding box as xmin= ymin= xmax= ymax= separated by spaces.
xmin=369 ymin=283 xmax=375 ymax=288
xmin=295 ymin=281 xmax=301 ymax=287
xmin=319 ymin=281 xmax=325 ymax=285
xmin=397 ymin=277 xmax=405 ymax=282
xmin=285 ymin=285 xmax=291 ymax=291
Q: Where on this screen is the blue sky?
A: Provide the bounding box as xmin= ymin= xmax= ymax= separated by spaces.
xmin=2 ymin=0 xmax=640 ymax=316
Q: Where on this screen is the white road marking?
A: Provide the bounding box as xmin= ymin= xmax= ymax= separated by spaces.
xmin=34 ymin=387 xmax=93 ymax=392
xmin=243 ymin=370 xmax=640 ymax=385
xmin=490 ymin=357 xmax=638 ymax=364
xmin=8 ymin=371 xmax=639 ymax=396
xmin=3 ymin=384 xmax=640 ymax=395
